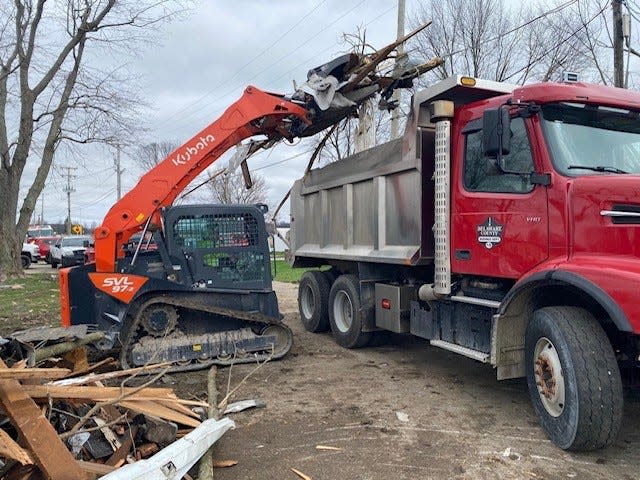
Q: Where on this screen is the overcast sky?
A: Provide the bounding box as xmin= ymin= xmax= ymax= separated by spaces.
xmin=28 ymin=0 xmax=417 ymax=226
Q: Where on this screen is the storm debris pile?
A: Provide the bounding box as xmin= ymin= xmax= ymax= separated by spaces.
xmin=0 ymin=348 xmax=232 ymax=480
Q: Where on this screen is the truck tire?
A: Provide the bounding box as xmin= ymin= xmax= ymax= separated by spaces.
xmin=298 ymin=271 xmax=330 ymax=333
xmin=328 ymin=274 xmax=372 ymax=348
xmin=525 ymin=306 xmax=623 ymax=451
xmin=21 ymin=255 xmax=31 ymax=269
xmin=51 ymin=258 xmax=58 ymax=268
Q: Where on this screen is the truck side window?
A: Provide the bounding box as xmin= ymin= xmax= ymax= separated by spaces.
xmin=463 ymin=117 xmax=534 ymax=193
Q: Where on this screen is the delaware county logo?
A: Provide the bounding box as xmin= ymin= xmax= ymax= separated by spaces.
xmin=477 ymin=217 xmax=504 ymax=249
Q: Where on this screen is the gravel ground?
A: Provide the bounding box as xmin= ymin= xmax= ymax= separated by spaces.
xmin=169 ymin=281 xmax=640 ymax=480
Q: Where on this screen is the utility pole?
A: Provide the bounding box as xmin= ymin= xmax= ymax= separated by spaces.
xmin=613 ymin=0 xmax=624 ymax=88
xmin=39 ymin=194 xmax=44 ymax=225
xmin=390 ymin=0 xmax=406 ymax=139
xmin=61 ymin=167 xmax=77 ymax=234
xmin=114 ymin=145 xmax=124 ymax=200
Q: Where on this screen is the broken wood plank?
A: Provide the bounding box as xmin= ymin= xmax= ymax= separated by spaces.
xmin=93 ymin=416 xmax=120 ymax=451
xmin=61 ymin=347 xmax=89 ymax=372
xmin=10 ymin=360 xmax=27 ymax=369
xmin=105 ymin=426 xmax=138 ymax=467
xmin=51 ymin=361 xmax=172 ymax=386
xmin=0 ymin=367 xmax=71 ymax=380
xmin=0 ymin=429 xmax=33 ymax=465
xmin=0 ymin=358 xmax=88 ymax=480
xmin=212 ymin=459 xmax=237 ymax=468
xmin=62 ymin=357 xmax=116 ymax=379
xmin=24 ymin=384 xmax=175 ymax=401
xmin=158 ymin=399 xmax=204 ymax=418
xmin=119 ymin=400 xmax=201 ymax=428
xmin=77 ymin=460 xmax=117 ymax=475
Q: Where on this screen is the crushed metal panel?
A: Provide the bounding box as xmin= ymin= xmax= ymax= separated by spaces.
xmin=9 ymin=324 xmax=93 ymax=343
xmin=98 ymin=417 xmax=235 ymax=480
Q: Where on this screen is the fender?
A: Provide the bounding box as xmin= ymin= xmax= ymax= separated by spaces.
xmin=499 ymin=256 xmax=638 ymax=333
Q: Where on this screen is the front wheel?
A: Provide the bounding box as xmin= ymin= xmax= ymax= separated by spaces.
xmin=525 ymin=306 xmax=623 ymax=450
xmin=328 ymin=274 xmax=371 ymax=348
xmin=21 ymin=255 xmax=31 ymax=269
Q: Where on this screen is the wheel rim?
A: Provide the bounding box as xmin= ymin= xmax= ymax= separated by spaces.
xmin=333 ymin=290 xmax=353 ymax=333
xmin=533 ymin=337 xmax=565 ymax=417
xmin=300 ymin=284 xmax=315 ymax=319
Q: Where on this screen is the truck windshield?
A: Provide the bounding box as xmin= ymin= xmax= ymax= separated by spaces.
xmin=541 ymin=102 xmax=640 ymax=176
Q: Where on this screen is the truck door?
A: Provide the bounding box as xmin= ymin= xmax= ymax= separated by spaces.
xmin=451 ymin=116 xmax=549 ymax=279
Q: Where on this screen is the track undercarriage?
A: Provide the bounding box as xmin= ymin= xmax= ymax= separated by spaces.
xmin=119 ymin=296 xmax=293 ymax=373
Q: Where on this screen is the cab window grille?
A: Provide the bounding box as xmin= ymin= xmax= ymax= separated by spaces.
xmin=173 ymin=214 xmax=259 ymax=249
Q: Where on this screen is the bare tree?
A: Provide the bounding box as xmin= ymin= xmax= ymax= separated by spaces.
xmin=0 ymin=1 xmax=186 ymax=276
xmin=137 ymin=141 xmax=179 ymax=172
xmin=410 ymin=0 xmax=610 ymax=86
xmin=206 ymin=170 xmax=269 ymax=206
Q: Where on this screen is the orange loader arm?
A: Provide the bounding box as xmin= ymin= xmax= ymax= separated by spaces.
xmin=93 ymin=86 xmax=310 ymax=272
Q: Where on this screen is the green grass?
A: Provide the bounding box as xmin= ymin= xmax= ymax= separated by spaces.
xmin=271 ymin=260 xmax=327 ymax=283
xmin=0 ymin=273 xmax=59 ymax=335
xmin=272 ymin=260 xmax=306 ymax=283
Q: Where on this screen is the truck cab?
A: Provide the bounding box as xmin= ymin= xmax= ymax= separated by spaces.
xmin=289 ymin=76 xmax=640 ymax=451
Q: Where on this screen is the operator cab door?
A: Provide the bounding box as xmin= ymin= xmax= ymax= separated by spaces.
xmin=451 ymin=116 xmax=549 ymax=279
xmin=164 ymin=205 xmax=272 ymax=291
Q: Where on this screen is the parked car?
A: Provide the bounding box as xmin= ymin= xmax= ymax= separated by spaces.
xmin=21 ymin=242 xmax=40 ymax=269
xmin=49 ymin=235 xmax=92 ymax=268
xmin=28 ymin=236 xmax=60 ymax=263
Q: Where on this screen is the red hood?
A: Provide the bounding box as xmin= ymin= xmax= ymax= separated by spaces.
xmin=569 ymin=175 xmax=640 ymax=257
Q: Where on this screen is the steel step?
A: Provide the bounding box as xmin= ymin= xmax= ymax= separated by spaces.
xmin=430 ymin=339 xmax=490 ymax=363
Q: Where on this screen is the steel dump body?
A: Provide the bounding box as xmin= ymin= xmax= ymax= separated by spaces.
xmin=289 ymin=77 xmax=516 ymax=268
xmin=290 ymin=126 xmax=435 ymax=266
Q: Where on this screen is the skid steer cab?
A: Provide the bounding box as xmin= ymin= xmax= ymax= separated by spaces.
xmin=60 ymin=204 xmax=292 ymax=372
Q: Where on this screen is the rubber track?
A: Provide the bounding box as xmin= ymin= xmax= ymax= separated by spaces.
xmin=119 ymin=296 xmax=293 ymax=373
xmin=539 ymin=306 xmax=623 ymax=450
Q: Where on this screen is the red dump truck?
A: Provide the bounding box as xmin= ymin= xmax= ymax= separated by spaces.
xmin=288 ymin=76 xmax=640 ymax=451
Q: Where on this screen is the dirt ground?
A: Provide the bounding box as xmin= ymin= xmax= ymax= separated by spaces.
xmin=165 ymin=281 xmax=640 ymax=480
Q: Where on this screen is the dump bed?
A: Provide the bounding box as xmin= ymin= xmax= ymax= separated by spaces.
xmin=289 ymin=116 xmax=436 ymax=266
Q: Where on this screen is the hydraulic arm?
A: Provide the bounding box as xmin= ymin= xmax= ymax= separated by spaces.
xmin=94 ymin=86 xmax=310 ymax=272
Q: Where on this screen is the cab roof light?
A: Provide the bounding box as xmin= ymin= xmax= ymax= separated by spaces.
xmin=460 ymin=77 xmax=476 ymax=87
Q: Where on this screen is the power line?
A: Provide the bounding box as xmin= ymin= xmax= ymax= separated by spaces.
xmin=153 ymin=0 xmax=333 ymax=130
xmin=156 ymin=0 xmax=374 ymax=132
xmin=265 ymin=3 xmax=397 ymax=90
xmin=442 ymin=0 xmax=580 ymax=59
xmin=503 ymin=2 xmax=609 ymax=82
xmin=253 ymin=148 xmax=315 ymax=172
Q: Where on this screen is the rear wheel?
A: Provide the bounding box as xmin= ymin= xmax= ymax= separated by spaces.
xmin=525 ymin=306 xmax=623 ymax=450
xmin=21 ymin=255 xmax=31 ymax=269
xmin=328 ymin=274 xmax=371 ymax=348
xmin=298 ymin=271 xmax=330 ymax=332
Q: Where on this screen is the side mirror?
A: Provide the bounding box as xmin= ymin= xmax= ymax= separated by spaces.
xmin=483 ymin=107 xmax=511 ymax=158
xmin=82 ymin=240 xmax=90 ymax=248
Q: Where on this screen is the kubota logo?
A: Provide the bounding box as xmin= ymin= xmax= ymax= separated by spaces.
xmin=171 ymin=134 xmax=215 ymax=166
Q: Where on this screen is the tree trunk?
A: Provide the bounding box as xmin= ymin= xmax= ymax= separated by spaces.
xmin=0 ymin=169 xmax=22 ymax=278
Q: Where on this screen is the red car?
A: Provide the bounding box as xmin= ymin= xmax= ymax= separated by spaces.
xmin=28 ymin=236 xmax=60 ymax=263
